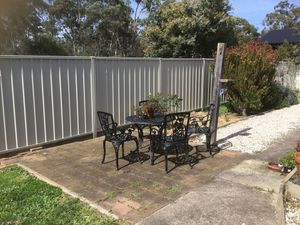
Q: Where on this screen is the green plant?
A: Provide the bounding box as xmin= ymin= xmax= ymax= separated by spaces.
xmin=262 ymin=81 xmax=298 ymax=110
xmin=224 ymin=41 xmax=279 ymax=115
xmin=166 ymin=184 xmax=182 ymax=193
xmin=148 ymin=93 xmax=169 ymax=113
xmin=279 ymin=151 xmax=296 ymax=169
xmin=136 ymin=93 xmax=183 ymax=117
xmin=104 ymin=191 xmax=117 ymax=199
xmin=219 ymin=104 xmax=230 ymax=115
xmin=277 ymin=42 xmax=300 ymax=63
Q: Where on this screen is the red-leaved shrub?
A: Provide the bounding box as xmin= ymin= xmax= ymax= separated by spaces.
xmin=224 ymin=41 xmax=279 ymax=115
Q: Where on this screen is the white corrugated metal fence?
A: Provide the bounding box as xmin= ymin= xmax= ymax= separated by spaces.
xmin=0 ymin=56 xmax=215 ymax=154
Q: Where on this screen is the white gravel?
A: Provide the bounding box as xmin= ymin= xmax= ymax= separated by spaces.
xmin=285 ymin=197 xmax=300 ymax=225
xmin=217 ymin=104 xmax=300 ymax=153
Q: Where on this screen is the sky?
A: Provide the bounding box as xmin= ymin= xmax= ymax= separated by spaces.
xmin=228 ymin=0 xmax=300 ymax=31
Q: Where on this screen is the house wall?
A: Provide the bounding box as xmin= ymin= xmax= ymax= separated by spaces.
xmin=275 ymin=61 xmax=300 ymax=91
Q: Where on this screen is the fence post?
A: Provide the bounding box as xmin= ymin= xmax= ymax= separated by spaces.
xmin=90 ymin=57 xmax=97 ymax=138
xmin=210 ymin=43 xmax=226 ymax=146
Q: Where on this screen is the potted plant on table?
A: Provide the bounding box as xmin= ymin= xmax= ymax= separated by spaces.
xmin=136 ymin=93 xmax=183 ymax=118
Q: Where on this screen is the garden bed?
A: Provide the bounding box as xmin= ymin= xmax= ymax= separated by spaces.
xmin=0 ymin=165 xmax=120 ymax=225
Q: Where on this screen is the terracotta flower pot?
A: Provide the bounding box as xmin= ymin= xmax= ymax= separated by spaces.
xmin=294 ymin=152 xmax=300 ymax=179
xmin=267 ymin=162 xmax=282 ymax=172
xmin=143 ymin=103 xmax=154 ymax=119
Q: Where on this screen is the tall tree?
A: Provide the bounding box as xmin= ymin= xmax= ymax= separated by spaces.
xmin=132 ymin=0 xmax=162 ymax=31
xmin=86 ymin=0 xmax=138 ymax=56
xmin=263 ymin=0 xmax=300 ymax=31
xmin=142 ymin=0 xmax=236 ymax=58
xmin=49 ymin=0 xmax=90 ymax=55
xmin=23 ymin=35 xmax=68 ymax=55
xmin=231 ymin=17 xmax=259 ymax=44
xmin=48 ymin=0 xmax=139 ymax=56
xmin=0 ymin=0 xmax=46 ymax=54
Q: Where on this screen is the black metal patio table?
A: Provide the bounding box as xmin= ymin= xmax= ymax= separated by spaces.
xmin=126 ymin=115 xmax=165 ymax=164
xmin=125 ymin=115 xmax=165 ymax=142
xmin=126 ymin=115 xmax=165 ymax=126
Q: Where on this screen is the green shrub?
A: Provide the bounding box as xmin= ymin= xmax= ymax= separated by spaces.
xmin=277 ymin=42 xmax=300 ymax=64
xmin=219 ymin=103 xmax=231 ymax=115
xmin=263 ymin=81 xmax=298 ymax=110
xmin=224 ymin=41 xmax=279 ymax=115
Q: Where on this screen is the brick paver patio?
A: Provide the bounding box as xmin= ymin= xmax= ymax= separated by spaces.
xmin=15 ymin=137 xmax=249 ymax=224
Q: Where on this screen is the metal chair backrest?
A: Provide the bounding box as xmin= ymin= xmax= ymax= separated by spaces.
xmin=138 ymin=100 xmax=149 ymax=106
xmin=206 ymin=104 xmax=215 ymax=127
xmin=97 ymin=111 xmax=117 ymax=137
xmin=163 ymin=112 xmax=191 ymax=142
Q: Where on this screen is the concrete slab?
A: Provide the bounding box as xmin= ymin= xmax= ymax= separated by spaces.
xmin=286 ymin=181 xmax=300 ymax=200
xmin=137 ymin=179 xmax=278 ymax=225
xmin=219 ymin=159 xmax=283 ymax=193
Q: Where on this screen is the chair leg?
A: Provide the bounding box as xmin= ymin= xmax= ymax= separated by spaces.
xmin=102 ymin=140 xmax=106 ymax=164
xmin=206 ymin=134 xmax=212 ymax=156
xmin=114 ymin=145 xmax=120 ymax=170
xmin=185 ymin=143 xmax=192 ymax=168
xmin=184 ymin=143 xmax=189 ymax=160
xmin=164 ymin=150 xmax=168 ymax=173
xmin=121 ymin=143 xmax=125 ymax=158
xmin=133 ymin=138 xmax=142 ymax=163
xmin=175 ymin=147 xmax=179 ymax=163
xmin=151 ymin=149 xmax=154 ymax=165
xmin=137 ymin=126 xmax=144 ymax=143
xmin=149 ymin=143 xmax=154 ymax=165
xmin=195 ymin=146 xmax=199 ymax=156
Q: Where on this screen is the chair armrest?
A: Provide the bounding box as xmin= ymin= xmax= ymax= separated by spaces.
xmin=190 ymin=115 xmax=208 ymax=126
xmin=116 ymin=124 xmax=136 ymax=136
xmin=199 ymin=115 xmax=209 ymax=126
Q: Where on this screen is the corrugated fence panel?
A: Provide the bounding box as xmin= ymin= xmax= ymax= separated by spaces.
xmin=0 ymin=61 xmax=7 ymax=150
xmin=0 ymin=56 xmax=93 ymax=153
xmin=161 ymin=59 xmax=215 ymax=111
xmin=0 ymin=56 xmax=216 ymax=153
xmin=95 ymin=58 xmax=160 ymax=126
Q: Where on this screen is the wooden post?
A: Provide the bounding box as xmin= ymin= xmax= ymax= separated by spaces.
xmin=210 ymin=43 xmax=226 ymax=146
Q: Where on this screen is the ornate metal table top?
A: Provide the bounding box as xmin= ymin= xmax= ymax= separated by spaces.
xmin=126 ymin=115 xmax=165 ymax=126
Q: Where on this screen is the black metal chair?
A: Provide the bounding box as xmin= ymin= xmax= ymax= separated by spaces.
xmin=97 ymin=111 xmax=140 ymax=170
xmin=149 ymin=112 xmax=191 ymax=173
xmin=139 ymin=100 xmax=149 ymax=106
xmin=188 ymin=104 xmax=215 ymax=155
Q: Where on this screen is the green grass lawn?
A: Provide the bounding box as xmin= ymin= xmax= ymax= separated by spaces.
xmin=0 ymin=165 xmax=119 ymax=225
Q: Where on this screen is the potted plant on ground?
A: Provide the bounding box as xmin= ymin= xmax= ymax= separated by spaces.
xmin=294 ymin=141 xmax=300 ymax=179
xmin=279 ymin=151 xmax=296 ymax=173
